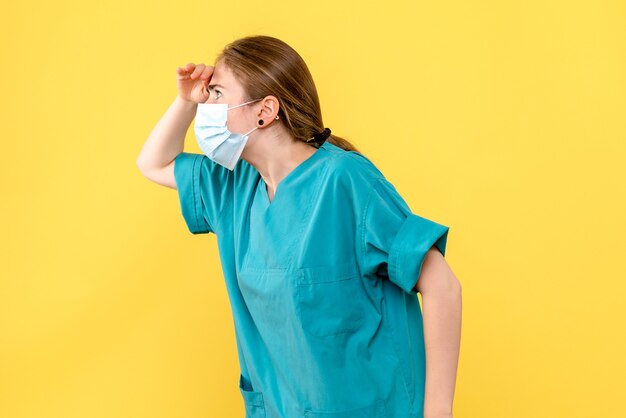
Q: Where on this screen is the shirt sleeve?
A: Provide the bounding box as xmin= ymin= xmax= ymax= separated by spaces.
xmin=173 ymin=152 xmax=233 ymax=235
xmin=362 ymin=177 xmax=450 ymax=295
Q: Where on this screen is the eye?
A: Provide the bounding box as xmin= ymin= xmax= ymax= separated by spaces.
xmin=214 ymin=89 xmax=222 ymax=98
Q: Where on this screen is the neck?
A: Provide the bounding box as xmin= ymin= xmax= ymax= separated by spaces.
xmin=241 ymin=129 xmax=317 ymax=192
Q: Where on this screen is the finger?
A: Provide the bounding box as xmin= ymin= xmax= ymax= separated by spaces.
xmin=176 ymin=66 xmax=190 ymax=79
xmin=201 ymin=86 xmax=210 ymax=100
xmin=200 ymin=66 xmax=214 ymax=80
xmin=190 ymin=64 xmax=205 ymax=80
xmin=178 ymin=63 xmax=194 ymax=74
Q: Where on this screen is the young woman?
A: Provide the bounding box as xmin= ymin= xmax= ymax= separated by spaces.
xmin=137 ymin=35 xmax=461 ymax=418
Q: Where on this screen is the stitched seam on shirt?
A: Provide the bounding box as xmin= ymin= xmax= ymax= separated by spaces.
xmin=388 ymin=217 xmax=406 ymax=293
xmin=347 ymin=152 xmax=384 ymax=263
xmin=191 ymin=154 xmax=201 ymax=233
xmin=212 ymin=198 xmax=225 ymax=234
xmin=195 ymin=155 xmax=214 ymax=233
xmin=360 ymin=177 xmax=394 ymax=275
xmin=359 ymin=179 xmax=378 ymax=270
xmin=375 ymin=178 xmax=411 ymax=293
xmin=211 ymin=168 xmax=234 ymax=234
xmin=199 ymin=155 xmax=219 ymax=233
xmin=362 ymin=177 xmax=414 ymax=409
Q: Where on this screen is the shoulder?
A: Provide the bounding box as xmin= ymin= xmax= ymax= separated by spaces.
xmin=321 ymin=143 xmax=416 ymax=215
xmin=321 ymin=142 xmax=386 ymax=188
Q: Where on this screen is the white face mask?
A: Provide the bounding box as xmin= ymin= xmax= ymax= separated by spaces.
xmin=193 ymin=98 xmax=263 ymax=170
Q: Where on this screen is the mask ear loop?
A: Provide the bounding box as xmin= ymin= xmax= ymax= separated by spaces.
xmin=228 ymin=98 xmax=264 ymax=110
xmin=243 ymin=126 xmax=259 ymax=136
xmin=230 ymin=97 xmax=268 ymax=136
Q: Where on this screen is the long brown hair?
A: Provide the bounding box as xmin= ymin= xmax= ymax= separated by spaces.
xmin=215 ymin=35 xmax=360 ymax=153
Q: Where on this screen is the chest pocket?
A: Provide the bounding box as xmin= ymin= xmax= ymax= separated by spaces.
xmin=295 ymin=262 xmax=371 ymax=337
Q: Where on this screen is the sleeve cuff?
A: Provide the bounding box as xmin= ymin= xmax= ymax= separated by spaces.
xmin=173 ymin=152 xmax=212 ymax=234
xmin=387 ymin=214 xmax=449 ymax=295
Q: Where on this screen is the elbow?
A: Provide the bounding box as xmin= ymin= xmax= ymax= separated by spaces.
xmin=136 ymin=158 xmax=147 ymax=174
xmin=136 ymin=158 xmax=155 ymax=177
xmin=136 ymin=151 xmax=156 ymax=174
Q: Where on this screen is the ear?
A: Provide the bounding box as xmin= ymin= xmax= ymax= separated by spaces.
xmin=256 ymin=95 xmax=280 ymax=125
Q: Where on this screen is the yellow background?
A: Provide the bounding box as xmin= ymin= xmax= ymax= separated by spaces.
xmin=1 ymin=1 xmax=625 ymax=417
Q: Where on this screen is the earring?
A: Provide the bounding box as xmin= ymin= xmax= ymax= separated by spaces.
xmin=275 ymin=115 xmax=279 ymax=120
xmin=258 ymin=119 xmax=264 ymax=126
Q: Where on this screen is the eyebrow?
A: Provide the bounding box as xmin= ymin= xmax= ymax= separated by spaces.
xmin=208 ymin=83 xmax=226 ymax=90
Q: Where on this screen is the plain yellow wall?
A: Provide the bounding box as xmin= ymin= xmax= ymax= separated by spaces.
xmin=1 ymin=1 xmax=625 ymax=417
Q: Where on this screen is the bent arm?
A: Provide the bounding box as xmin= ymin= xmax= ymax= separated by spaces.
xmin=416 ymin=247 xmax=462 ymax=417
xmin=136 ymin=95 xmax=198 ymax=189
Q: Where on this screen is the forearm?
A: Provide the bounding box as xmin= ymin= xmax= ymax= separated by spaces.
xmin=136 ymin=95 xmax=198 ymax=171
xmin=421 ymin=279 xmax=462 ymax=416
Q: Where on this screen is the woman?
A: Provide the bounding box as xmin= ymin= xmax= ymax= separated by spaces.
xmin=137 ymin=35 xmax=461 ymax=418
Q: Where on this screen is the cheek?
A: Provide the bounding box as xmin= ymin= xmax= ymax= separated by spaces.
xmin=226 ymin=118 xmax=243 ymax=133
xmin=227 ymin=113 xmax=251 ymax=132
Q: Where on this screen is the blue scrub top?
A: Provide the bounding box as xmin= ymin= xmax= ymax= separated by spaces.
xmin=173 ymin=141 xmax=450 ymax=418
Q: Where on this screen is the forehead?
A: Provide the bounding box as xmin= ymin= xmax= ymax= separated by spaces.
xmin=211 ymin=61 xmax=239 ymax=89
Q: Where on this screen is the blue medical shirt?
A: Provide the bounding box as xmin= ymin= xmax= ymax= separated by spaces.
xmin=173 ymin=141 xmax=450 ymax=418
